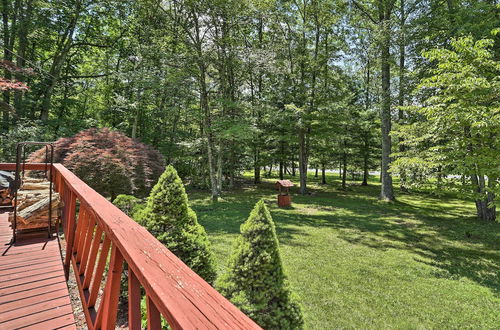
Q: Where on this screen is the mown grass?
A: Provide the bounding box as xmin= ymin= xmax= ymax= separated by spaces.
xmin=188 ymin=172 xmax=499 ymax=329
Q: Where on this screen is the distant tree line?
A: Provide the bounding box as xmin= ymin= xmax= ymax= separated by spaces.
xmin=1 ymin=0 xmax=497 ymax=220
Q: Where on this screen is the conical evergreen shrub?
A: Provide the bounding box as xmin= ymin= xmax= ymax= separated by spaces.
xmin=217 ymin=200 xmax=304 ymax=329
xmin=140 ymin=165 xmax=216 ymax=283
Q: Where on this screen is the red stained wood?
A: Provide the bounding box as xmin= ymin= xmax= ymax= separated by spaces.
xmin=88 ymin=235 xmax=110 ymax=308
xmin=75 ymin=208 xmax=89 ymax=263
xmin=0 ymin=163 xmax=53 ymax=171
xmin=2 ymin=163 xmax=261 ymax=330
xmin=147 ymin=295 xmax=162 ymax=330
xmin=1 ymin=268 xmax=63 ymax=288
xmin=276 ymin=179 xmax=294 ymax=188
xmin=79 ymin=217 xmax=96 ymax=275
xmin=52 ymin=163 xmax=261 ymax=329
xmin=128 ymin=270 xmax=142 ymax=330
xmin=83 ymin=227 xmax=103 ymax=289
xmin=0 ymin=213 xmax=77 ymax=330
xmin=0 ymin=296 xmax=71 ymax=322
xmin=63 ymin=191 xmax=77 ymax=279
xmin=12 ymin=313 xmax=76 ymax=330
xmin=98 ymin=245 xmax=124 ymax=330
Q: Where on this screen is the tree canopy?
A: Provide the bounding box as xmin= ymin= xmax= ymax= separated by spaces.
xmin=0 ymin=0 xmax=497 ymax=220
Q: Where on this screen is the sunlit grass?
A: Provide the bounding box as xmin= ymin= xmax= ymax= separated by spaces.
xmin=188 ymin=172 xmax=499 ymax=329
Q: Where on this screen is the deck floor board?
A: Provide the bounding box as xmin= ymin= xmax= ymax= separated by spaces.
xmin=0 ymin=212 xmax=76 ymax=329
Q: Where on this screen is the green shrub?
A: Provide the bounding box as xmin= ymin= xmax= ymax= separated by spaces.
xmin=217 ymin=200 xmax=304 ymax=329
xmin=140 ymin=165 xmax=217 ymax=283
xmin=112 ymin=194 xmax=145 ymax=219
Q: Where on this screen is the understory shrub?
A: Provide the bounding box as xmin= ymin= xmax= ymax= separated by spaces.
xmin=112 ymin=194 xmax=145 ymax=218
xmin=217 ymin=200 xmax=304 ymax=329
xmin=139 ymin=165 xmax=217 ymax=283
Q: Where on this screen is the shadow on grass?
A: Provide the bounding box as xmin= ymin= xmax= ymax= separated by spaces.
xmin=190 ymin=175 xmax=500 ymax=295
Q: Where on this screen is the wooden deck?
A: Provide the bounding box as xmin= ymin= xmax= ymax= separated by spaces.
xmin=0 ymin=212 xmax=76 ymax=329
xmin=0 ymin=163 xmax=261 ymax=330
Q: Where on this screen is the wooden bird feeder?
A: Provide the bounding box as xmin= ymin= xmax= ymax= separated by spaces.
xmin=275 ymin=180 xmax=294 ymax=207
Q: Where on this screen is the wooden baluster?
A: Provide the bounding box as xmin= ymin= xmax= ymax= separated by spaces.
xmin=128 ymin=270 xmax=142 ymax=330
xmin=71 ymin=207 xmax=86 ymax=254
xmin=79 ymin=217 xmax=96 ymax=275
xmin=55 ymin=171 xmax=62 ymax=196
xmin=75 ymin=209 xmax=90 ymax=262
xmin=88 ymin=236 xmax=111 ymax=308
xmin=95 ymin=245 xmax=124 ymax=330
xmin=147 ymin=296 xmax=162 ymax=330
xmin=61 ymin=185 xmax=70 ymax=235
xmin=63 ymin=191 xmax=77 ymax=280
xmin=56 ymin=174 xmax=64 ymax=233
xmin=82 ymin=226 xmax=103 ymax=289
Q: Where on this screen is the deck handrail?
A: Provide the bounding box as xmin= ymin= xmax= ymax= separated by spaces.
xmin=0 ymin=163 xmax=260 ymax=330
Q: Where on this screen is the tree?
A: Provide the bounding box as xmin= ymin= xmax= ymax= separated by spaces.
xmin=140 ymin=165 xmax=217 ymax=283
xmin=29 ymin=128 xmax=164 ymax=199
xmin=394 ymin=36 xmax=499 ymax=221
xmin=217 ymin=199 xmax=303 ymax=329
xmin=352 ymin=0 xmax=397 ymax=200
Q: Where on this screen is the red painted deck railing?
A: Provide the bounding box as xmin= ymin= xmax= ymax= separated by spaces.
xmin=0 ymin=163 xmax=260 ymax=330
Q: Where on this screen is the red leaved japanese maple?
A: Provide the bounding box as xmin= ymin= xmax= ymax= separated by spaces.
xmin=29 ymin=128 xmax=165 ymax=199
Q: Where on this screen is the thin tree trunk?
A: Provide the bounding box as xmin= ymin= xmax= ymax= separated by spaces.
xmin=279 ymin=141 xmax=284 ymax=180
xmin=362 ymin=143 xmax=369 ymax=186
xmin=254 ymin=148 xmax=261 ymax=184
xmin=380 ymin=16 xmax=394 ymax=201
xmin=217 ymin=142 xmax=223 ymax=194
xmin=200 ymin=75 xmax=218 ymax=202
xmin=342 ymin=150 xmax=347 ymax=190
xmin=321 ymin=164 xmax=326 ymax=184
xmin=398 ymin=0 xmax=408 ymax=192
xmin=298 ymin=127 xmax=307 ymax=194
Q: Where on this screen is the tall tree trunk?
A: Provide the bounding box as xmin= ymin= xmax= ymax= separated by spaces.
xmin=342 ymin=150 xmax=347 ymax=190
xmin=362 ymin=139 xmax=369 ymax=186
xmin=321 ymin=163 xmax=326 ymax=184
xmin=472 ymin=173 xmax=497 ymax=221
xmin=398 ymin=0 xmax=408 ymax=192
xmin=298 ymin=127 xmax=307 ymax=194
xmin=217 ymin=142 xmax=223 ymax=194
xmin=254 ymin=148 xmax=261 ymax=184
xmin=279 ymin=141 xmax=284 ymax=180
xmin=190 ymin=8 xmax=219 ymax=202
xmin=379 ymin=8 xmax=395 ymax=201
xmin=200 ymin=63 xmax=218 ymax=202
xmin=131 ymin=88 xmax=141 ymax=139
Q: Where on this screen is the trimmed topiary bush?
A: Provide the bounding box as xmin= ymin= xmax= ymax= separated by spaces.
xmin=139 ymin=165 xmax=217 ymax=283
xmin=217 ymin=200 xmax=304 ymax=329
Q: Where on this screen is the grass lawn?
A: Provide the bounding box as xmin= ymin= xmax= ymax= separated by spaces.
xmin=188 ymin=172 xmax=499 ymax=329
